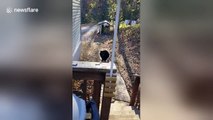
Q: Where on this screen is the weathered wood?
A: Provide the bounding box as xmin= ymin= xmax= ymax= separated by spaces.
xmin=100 ymin=76 xmax=117 ymax=120
xmin=72 ymin=61 xmax=117 ymax=120
xmin=136 ymin=91 xmax=140 ymax=109
xmin=100 ymin=97 xmax=112 ymax=120
xmin=104 ymin=88 xmax=116 ymax=92
xmin=105 ymin=77 xmax=117 ymax=82
xmin=73 ymin=71 xmax=105 ymax=81
xmin=104 ymin=93 xmax=115 ymax=98
xmin=82 ymin=80 xmax=87 ymax=100
xmin=130 ymin=75 xmax=140 ymax=106
xmin=73 ymin=61 xmax=116 ymax=73
xmin=105 ymin=82 xmax=116 ymax=87
xmin=93 ymin=80 xmax=102 ymax=110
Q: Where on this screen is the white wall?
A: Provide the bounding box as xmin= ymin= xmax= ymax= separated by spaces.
xmin=72 ymin=0 xmax=81 ymax=61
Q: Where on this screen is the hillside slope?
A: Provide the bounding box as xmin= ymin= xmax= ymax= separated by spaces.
xmin=80 ymin=24 xmax=140 ymax=95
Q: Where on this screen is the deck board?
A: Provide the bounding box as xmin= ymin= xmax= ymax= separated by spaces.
xmin=72 ymin=61 xmax=117 ymax=73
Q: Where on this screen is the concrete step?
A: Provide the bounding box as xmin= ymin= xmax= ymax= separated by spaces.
xmin=110 ymin=101 xmax=129 ymax=108
xmin=109 ymin=115 xmax=140 ymax=120
xmin=110 ymin=102 xmax=133 ymax=111
xmin=109 ymin=101 xmax=140 ymax=120
xmin=109 ymin=118 xmax=140 ymax=120
xmin=110 ymin=106 xmax=135 ymax=113
xmin=110 ymin=110 xmax=136 ymax=116
xmin=111 ymin=101 xmax=129 ymax=105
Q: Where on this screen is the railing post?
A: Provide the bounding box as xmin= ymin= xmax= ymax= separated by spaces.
xmin=100 ymin=76 xmax=116 ymax=120
xmin=92 ymin=73 xmax=104 ymax=111
xmin=82 ymin=80 xmax=88 ymax=100
xmin=130 ymin=75 xmax=140 ymax=106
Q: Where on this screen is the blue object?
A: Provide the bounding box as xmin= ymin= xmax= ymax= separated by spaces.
xmin=72 ymin=94 xmax=86 ymax=120
xmin=87 ymin=99 xmax=100 ymax=120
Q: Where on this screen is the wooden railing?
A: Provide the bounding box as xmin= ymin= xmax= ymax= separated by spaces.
xmin=72 ymin=61 xmax=117 ymax=120
xmin=130 ymin=74 xmax=140 ymax=109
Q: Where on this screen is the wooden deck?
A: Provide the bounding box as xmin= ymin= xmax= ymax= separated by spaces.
xmin=72 ymin=61 xmax=140 ymax=120
xmin=73 ymin=61 xmax=117 ymax=120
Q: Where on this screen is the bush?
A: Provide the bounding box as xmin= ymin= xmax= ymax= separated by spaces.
xmin=119 ymin=23 xmax=140 ymax=30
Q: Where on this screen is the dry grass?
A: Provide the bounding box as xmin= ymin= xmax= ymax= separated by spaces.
xmin=117 ymin=25 xmax=140 ymax=95
xmin=80 ymin=41 xmax=100 ymax=61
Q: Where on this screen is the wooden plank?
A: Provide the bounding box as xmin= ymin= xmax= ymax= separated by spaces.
xmin=105 ymin=77 xmax=117 ymax=82
xmin=104 ymin=88 xmax=115 ymax=92
xmin=73 ymin=71 xmax=105 ymax=81
xmin=130 ymin=75 xmax=140 ymax=106
xmin=100 ymin=76 xmax=115 ymax=120
xmin=93 ymin=81 xmax=102 ymax=110
xmin=82 ymin=80 xmax=87 ymax=100
xmin=103 ymin=93 xmax=114 ymax=98
xmin=136 ymin=91 xmax=140 ymax=110
xmin=72 ymin=61 xmax=117 ymax=73
xmin=100 ymin=97 xmax=112 ymax=120
xmin=105 ymin=82 xmax=116 ymax=87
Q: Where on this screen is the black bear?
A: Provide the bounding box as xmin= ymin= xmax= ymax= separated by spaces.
xmin=99 ymin=50 xmax=110 ymax=62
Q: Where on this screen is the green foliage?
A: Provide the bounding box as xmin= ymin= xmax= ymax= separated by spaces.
xmin=119 ymin=22 xmax=130 ymax=29
xmin=119 ymin=23 xmax=140 ymax=30
xmin=89 ymin=1 xmax=96 ymax=8
xmin=121 ymin=0 xmax=140 ymax=21
xmin=81 ymin=0 xmax=140 ymax=24
xmin=108 ymin=0 xmax=117 ymax=22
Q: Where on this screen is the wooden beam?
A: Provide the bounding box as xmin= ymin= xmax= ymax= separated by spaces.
xmin=73 ymin=71 xmax=105 ymax=81
xmin=130 ymin=75 xmax=140 ymax=106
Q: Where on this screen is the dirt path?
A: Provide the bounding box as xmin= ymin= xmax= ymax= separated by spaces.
xmin=81 ymin=23 xmax=95 ymax=34
xmin=81 ymin=24 xmax=99 ymax=41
